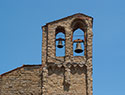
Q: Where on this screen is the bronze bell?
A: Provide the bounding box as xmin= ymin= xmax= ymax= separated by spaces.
xmin=57 ymin=40 xmax=63 ymax=48
xmin=75 ymin=42 xmax=83 ymax=53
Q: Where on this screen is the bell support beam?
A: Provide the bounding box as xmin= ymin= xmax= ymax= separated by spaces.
xmin=73 ymin=39 xmax=84 ymax=43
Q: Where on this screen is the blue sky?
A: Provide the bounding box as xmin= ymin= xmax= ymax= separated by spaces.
xmin=0 ymin=0 xmax=125 ymax=95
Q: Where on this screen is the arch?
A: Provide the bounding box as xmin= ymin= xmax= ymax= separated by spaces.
xmin=71 ymin=19 xmax=87 ymax=32
xmin=73 ymin=29 xmax=84 ymax=56
xmin=73 ymin=29 xmax=84 ymax=41
xmin=55 ymin=26 xmax=65 ymax=57
xmin=55 ymin=26 xmax=65 ymax=35
xmin=71 ymin=19 xmax=86 ymax=56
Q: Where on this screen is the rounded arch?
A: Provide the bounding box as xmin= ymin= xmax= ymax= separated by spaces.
xmin=71 ymin=19 xmax=86 ymax=56
xmin=71 ymin=19 xmax=87 ymax=32
xmin=73 ymin=28 xmax=84 ymax=41
xmin=55 ymin=26 xmax=65 ymax=57
xmin=55 ymin=26 xmax=65 ymax=35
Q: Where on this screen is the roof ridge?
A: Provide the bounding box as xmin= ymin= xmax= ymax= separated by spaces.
xmin=0 ymin=64 xmax=42 ymax=77
xmin=42 ymin=13 xmax=93 ymax=28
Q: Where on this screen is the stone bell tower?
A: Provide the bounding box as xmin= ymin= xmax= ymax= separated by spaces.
xmin=41 ymin=13 xmax=93 ymax=95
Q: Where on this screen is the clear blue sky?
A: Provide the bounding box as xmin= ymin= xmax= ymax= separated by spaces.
xmin=0 ymin=0 xmax=125 ymax=95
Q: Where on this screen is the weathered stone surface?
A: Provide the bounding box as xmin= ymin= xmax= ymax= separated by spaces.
xmin=0 ymin=65 xmax=42 ymax=95
xmin=42 ymin=66 xmax=87 ymax=95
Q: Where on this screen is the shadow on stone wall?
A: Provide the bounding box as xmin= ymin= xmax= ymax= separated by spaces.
xmin=70 ymin=65 xmax=87 ymax=75
xmin=48 ymin=65 xmax=86 ymax=76
xmin=47 ymin=65 xmax=87 ymax=92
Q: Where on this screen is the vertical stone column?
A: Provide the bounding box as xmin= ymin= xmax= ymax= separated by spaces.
xmin=86 ymin=19 xmax=93 ymax=59
xmin=86 ymin=29 xmax=93 ymax=59
xmin=84 ymin=28 xmax=87 ymax=58
xmin=47 ymin=25 xmax=56 ymax=63
xmin=65 ymin=27 xmax=72 ymax=62
xmin=42 ymin=27 xmax=47 ymax=66
xmin=86 ymin=19 xmax=93 ymax=95
xmin=86 ymin=58 xmax=93 ymax=95
xmin=42 ymin=67 xmax=48 ymax=95
xmin=64 ymin=67 xmax=71 ymax=83
xmin=70 ymin=28 xmax=74 ymax=61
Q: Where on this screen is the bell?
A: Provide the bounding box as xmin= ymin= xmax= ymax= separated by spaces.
xmin=75 ymin=42 xmax=83 ymax=53
xmin=57 ymin=40 xmax=63 ymax=48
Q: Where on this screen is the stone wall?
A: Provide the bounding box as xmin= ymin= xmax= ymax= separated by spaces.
xmin=0 ymin=65 xmax=42 ymax=95
xmin=42 ymin=65 xmax=87 ymax=95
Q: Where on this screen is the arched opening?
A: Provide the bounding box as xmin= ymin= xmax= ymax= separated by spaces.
xmin=73 ymin=29 xmax=84 ymax=56
xmin=71 ymin=19 xmax=86 ymax=56
xmin=55 ymin=26 xmax=65 ymax=57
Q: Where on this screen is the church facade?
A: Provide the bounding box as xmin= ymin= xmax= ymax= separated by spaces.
xmin=0 ymin=13 xmax=93 ymax=95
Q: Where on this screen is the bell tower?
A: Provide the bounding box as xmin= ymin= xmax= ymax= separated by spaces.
xmin=41 ymin=13 xmax=93 ymax=95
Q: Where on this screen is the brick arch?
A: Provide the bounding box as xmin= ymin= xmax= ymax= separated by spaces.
xmin=71 ymin=18 xmax=87 ymax=32
xmin=55 ymin=26 xmax=66 ymax=57
xmin=71 ymin=19 xmax=87 ymax=56
xmin=55 ymin=26 xmax=65 ymax=35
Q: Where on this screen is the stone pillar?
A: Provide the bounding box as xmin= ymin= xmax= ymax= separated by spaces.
xmin=42 ymin=26 xmax=47 ymax=66
xmin=86 ymin=19 xmax=93 ymax=59
xmin=86 ymin=19 xmax=93 ymax=95
xmin=86 ymin=58 xmax=93 ymax=95
xmin=64 ymin=67 xmax=71 ymax=83
xmin=47 ymin=25 xmax=56 ymax=63
xmin=42 ymin=67 xmax=48 ymax=95
xmin=65 ymin=27 xmax=72 ymax=62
